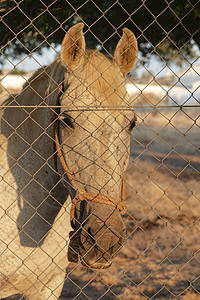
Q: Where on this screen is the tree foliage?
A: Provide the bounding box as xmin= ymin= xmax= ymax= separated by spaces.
xmin=0 ymin=0 xmax=199 ymax=65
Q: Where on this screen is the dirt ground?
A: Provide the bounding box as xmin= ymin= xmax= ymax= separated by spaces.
xmin=1 ymin=89 xmax=200 ymax=299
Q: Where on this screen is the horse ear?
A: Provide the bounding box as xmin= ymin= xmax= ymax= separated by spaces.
xmin=114 ymin=28 xmax=138 ymax=76
xmin=61 ymin=23 xmax=85 ymax=72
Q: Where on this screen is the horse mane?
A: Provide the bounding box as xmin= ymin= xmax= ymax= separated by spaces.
xmin=23 ymin=67 xmax=49 ymax=89
xmin=21 ymin=62 xmax=65 ymax=106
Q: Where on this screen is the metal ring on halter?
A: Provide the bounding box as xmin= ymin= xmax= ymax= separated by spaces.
xmin=52 ymin=84 xmax=127 ymax=223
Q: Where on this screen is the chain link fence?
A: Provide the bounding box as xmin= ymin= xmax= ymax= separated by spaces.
xmin=0 ymin=1 xmax=200 ymax=299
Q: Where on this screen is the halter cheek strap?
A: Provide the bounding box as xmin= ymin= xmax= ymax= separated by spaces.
xmin=53 ymin=84 xmax=127 ymax=223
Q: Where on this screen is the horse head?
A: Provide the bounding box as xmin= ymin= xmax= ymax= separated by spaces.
xmin=53 ymin=23 xmax=138 ymax=269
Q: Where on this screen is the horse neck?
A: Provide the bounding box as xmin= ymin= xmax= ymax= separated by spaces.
xmin=40 ymin=194 xmax=71 ymax=255
xmin=0 ymin=60 xmax=71 ymax=252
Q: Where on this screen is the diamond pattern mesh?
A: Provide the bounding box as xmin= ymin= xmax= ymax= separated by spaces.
xmin=0 ymin=1 xmax=200 ymax=299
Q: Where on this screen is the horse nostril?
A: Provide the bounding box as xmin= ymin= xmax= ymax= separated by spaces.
xmin=109 ymin=235 xmax=124 ymax=256
xmin=87 ymin=227 xmax=92 ymax=236
xmin=87 ymin=227 xmax=95 ymax=244
xmin=118 ymin=235 xmax=124 ymax=246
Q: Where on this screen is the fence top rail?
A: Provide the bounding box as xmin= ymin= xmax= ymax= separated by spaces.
xmin=1 ymin=105 xmax=200 ymax=109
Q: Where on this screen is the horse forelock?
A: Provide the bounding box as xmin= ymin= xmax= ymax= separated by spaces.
xmin=79 ymin=50 xmax=127 ymax=106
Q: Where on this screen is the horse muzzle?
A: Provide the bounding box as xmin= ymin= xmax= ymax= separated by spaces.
xmin=67 ymin=203 xmax=126 ymax=269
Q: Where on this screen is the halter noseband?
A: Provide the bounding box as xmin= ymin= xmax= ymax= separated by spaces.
xmin=52 ymin=84 xmax=127 ymax=223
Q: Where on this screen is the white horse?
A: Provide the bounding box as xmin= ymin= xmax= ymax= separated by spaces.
xmin=0 ymin=23 xmax=137 ymax=299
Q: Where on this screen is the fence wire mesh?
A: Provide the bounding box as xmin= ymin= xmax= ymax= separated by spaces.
xmin=0 ymin=1 xmax=200 ymax=300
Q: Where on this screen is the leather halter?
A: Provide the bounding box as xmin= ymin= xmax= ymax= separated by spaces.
xmin=52 ymin=84 xmax=127 ymax=223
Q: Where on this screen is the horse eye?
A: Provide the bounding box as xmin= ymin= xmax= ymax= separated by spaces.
xmin=129 ymin=118 xmax=136 ymax=131
xmin=61 ymin=116 xmax=74 ymax=129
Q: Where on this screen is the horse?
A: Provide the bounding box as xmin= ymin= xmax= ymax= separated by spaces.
xmin=0 ymin=23 xmax=137 ymax=299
